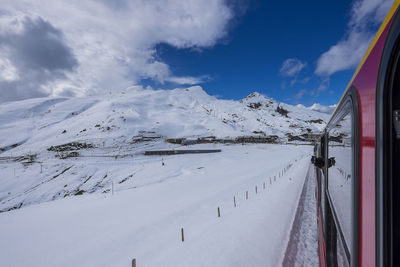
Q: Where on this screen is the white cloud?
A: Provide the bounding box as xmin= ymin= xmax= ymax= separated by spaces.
xmin=0 ymin=0 xmax=236 ymax=101
xmin=350 ymin=0 xmax=394 ymax=27
xmin=279 ymin=58 xmax=307 ymax=77
xmin=315 ymin=0 xmax=394 ymax=76
xmin=166 ymin=75 xmax=209 ymax=85
xmin=317 ymin=77 xmax=330 ymax=93
xmin=315 ymin=31 xmax=372 ymax=76
xmin=307 ymin=103 xmax=337 ymax=115
xmin=295 ymin=89 xmax=307 ymax=99
xmin=0 ymin=58 xmax=19 ymax=82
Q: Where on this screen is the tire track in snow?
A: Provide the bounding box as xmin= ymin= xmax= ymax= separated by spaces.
xmin=282 ymin=164 xmax=318 ymax=267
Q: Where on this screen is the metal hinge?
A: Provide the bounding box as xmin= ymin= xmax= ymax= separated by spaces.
xmin=393 ymin=109 xmax=400 ymax=139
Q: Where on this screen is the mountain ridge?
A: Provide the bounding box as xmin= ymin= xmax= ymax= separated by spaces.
xmin=0 ymin=86 xmax=331 ymax=154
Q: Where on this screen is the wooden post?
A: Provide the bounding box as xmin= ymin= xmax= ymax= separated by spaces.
xmin=246 ymin=191 xmax=248 ymax=200
xmin=255 ymin=186 xmax=258 ymax=194
xmin=234 ymin=196 xmax=236 ymax=207
xmin=132 ymin=258 xmax=136 ymax=267
xmin=217 ymin=207 xmax=221 ymax=217
xmin=263 ymin=182 xmax=265 ymax=189
xmin=181 ymin=228 xmax=184 ymax=242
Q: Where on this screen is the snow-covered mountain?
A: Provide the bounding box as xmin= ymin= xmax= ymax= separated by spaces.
xmin=0 ymin=86 xmax=330 ymax=155
xmin=0 ymin=86 xmax=330 ymax=213
xmin=0 ymin=86 xmax=323 ymax=266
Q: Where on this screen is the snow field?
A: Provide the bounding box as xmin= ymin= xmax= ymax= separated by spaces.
xmin=0 ymin=144 xmax=312 ymax=267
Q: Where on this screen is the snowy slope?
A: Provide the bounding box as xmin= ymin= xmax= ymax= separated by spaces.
xmin=0 ymin=144 xmax=312 ymax=267
xmin=0 ymin=86 xmax=329 ymax=155
xmin=0 ymin=87 xmax=321 ymax=266
xmin=0 ymin=86 xmax=329 ymax=212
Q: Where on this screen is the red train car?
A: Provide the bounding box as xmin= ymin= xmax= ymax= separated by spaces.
xmin=312 ymin=1 xmax=400 ymax=266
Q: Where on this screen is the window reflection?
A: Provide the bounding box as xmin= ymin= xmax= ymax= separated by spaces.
xmin=337 ymin=233 xmax=349 ymax=267
xmin=328 ymin=111 xmax=352 ymax=263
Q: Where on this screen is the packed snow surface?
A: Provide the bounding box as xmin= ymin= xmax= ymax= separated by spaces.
xmin=282 ymin=165 xmax=318 ymax=266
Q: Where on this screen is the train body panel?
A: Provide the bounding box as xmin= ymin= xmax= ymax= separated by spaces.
xmin=351 ymin=17 xmax=392 ymax=267
xmin=313 ymin=1 xmax=400 ymax=266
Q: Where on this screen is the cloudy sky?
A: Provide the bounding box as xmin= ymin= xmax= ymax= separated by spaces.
xmin=0 ymin=0 xmax=395 ymax=104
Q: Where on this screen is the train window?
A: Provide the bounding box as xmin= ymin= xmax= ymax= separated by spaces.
xmin=320 ymin=135 xmax=326 ymax=236
xmin=337 ymin=232 xmax=349 ymax=267
xmin=327 ymin=104 xmax=353 ymax=263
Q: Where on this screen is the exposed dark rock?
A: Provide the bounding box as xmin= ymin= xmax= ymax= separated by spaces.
xmin=48 ymin=142 xmax=94 ymax=152
xmin=276 ymin=105 xmax=289 ymax=117
xmin=74 ymin=190 xmax=86 ymax=196
xmin=247 ymin=102 xmax=262 ymax=109
xmin=306 ymin=119 xmax=324 ymax=124
xmin=252 ymin=130 xmax=265 ymax=135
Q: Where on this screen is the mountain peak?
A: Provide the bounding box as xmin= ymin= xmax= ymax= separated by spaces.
xmin=241 ymin=92 xmax=272 ymax=103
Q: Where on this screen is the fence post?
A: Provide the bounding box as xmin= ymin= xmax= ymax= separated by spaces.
xmin=132 ymin=258 xmax=136 ymax=267
xmin=255 ymin=186 xmax=258 ymax=194
xmin=218 ymin=207 xmax=221 ymax=217
xmin=246 ymin=191 xmax=248 ymax=200
xmin=181 ymin=228 xmax=184 ymax=242
xmin=234 ymin=196 xmax=236 ymax=207
xmin=263 ymin=182 xmax=265 ymax=189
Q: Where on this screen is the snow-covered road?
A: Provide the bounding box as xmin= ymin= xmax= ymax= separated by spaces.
xmin=0 ymin=144 xmax=316 ymax=267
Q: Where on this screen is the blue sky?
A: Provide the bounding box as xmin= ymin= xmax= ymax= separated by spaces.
xmin=0 ymin=0 xmax=394 ymax=104
xmin=145 ymin=0 xmax=392 ymax=106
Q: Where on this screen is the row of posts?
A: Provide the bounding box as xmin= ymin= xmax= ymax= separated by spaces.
xmin=131 ymin=159 xmax=296 ymax=266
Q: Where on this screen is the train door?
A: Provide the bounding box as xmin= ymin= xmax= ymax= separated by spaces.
xmin=376 ymin=9 xmax=400 ymax=267
xmin=391 ymin=42 xmax=400 ymax=267
xmin=323 ymin=90 xmax=359 ymax=267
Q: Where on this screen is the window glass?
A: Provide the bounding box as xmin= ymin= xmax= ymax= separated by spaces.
xmin=337 ymin=233 xmax=349 ymax=267
xmin=328 ymin=109 xmax=352 ymax=261
xmin=320 ymin=136 xmax=326 ymax=235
